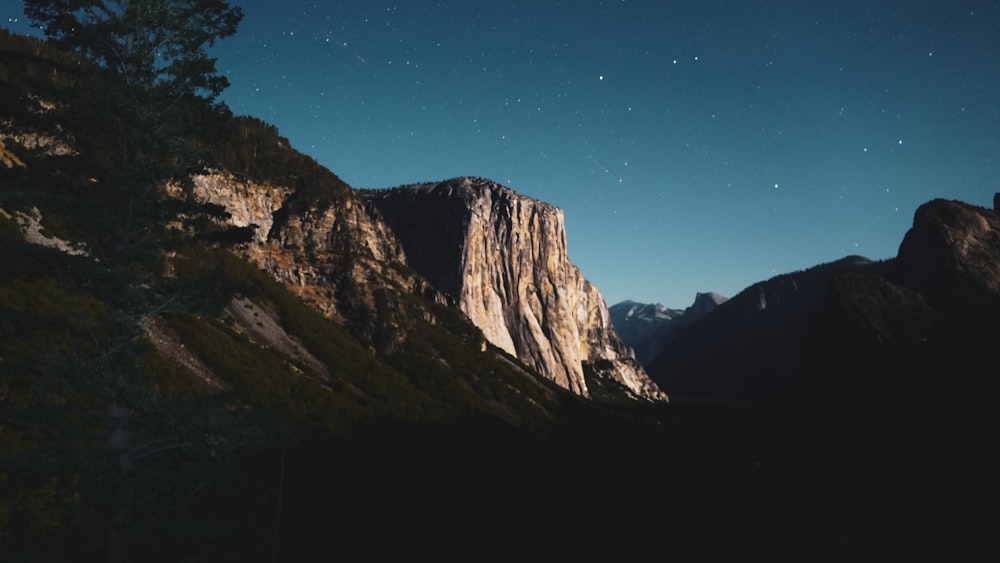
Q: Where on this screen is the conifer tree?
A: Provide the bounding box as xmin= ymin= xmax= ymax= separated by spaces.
xmin=8 ymin=4 xmax=255 ymax=561
xmin=23 ymin=0 xmax=242 ymax=100
xmin=23 ymin=0 xmax=244 ymax=255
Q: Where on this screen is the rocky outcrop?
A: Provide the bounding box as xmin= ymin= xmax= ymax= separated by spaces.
xmin=169 ymin=171 xmax=663 ymax=400
xmin=177 ymin=173 xmax=411 ymax=320
xmin=892 ymin=198 xmax=1000 ymax=298
xmin=361 ymin=177 xmax=664 ymax=400
xmin=0 ymin=206 xmax=88 ymax=256
xmin=0 ymin=140 xmax=25 ymax=168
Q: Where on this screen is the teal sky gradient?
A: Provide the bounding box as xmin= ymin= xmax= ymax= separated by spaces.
xmin=5 ymin=1 xmax=999 ymax=307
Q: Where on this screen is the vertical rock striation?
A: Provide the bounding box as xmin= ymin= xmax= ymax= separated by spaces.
xmin=361 ymin=177 xmax=665 ymax=400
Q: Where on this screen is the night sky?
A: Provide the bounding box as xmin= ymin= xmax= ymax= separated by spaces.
xmin=4 ymin=1 xmax=1000 ymax=307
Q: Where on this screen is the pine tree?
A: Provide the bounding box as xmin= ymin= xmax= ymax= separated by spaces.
xmin=23 ymin=0 xmax=242 ymax=100
xmin=22 ymin=0 xmax=244 ymax=257
xmin=5 ymin=4 xmax=259 ymax=561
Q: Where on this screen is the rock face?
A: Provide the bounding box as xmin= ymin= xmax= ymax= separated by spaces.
xmin=174 ymin=173 xmax=661 ymax=400
xmin=892 ymin=198 xmax=1000 ymax=298
xmin=179 ymin=173 xmax=411 ymax=320
xmin=361 ymin=177 xmax=664 ymax=400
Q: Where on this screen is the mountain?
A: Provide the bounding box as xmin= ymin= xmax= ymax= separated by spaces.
xmin=3 ymin=30 xmax=686 ymax=559
xmin=609 ymin=292 xmax=727 ymax=367
xmin=796 ymin=199 xmax=1000 ymax=549
xmin=609 ymin=301 xmax=684 ymax=366
xmin=806 ymin=197 xmax=1000 ymax=383
xmin=360 ymin=178 xmax=664 ymax=401
xmin=647 ymin=196 xmax=1000 ymax=402
xmin=647 ymin=255 xmax=881 ymax=399
xmin=0 ymin=28 xmax=678 ymax=433
xmin=630 ymin=201 xmax=999 ymax=553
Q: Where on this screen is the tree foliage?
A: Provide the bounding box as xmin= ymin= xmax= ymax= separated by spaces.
xmin=5 ymin=5 xmax=251 ymax=560
xmin=23 ymin=0 xmax=243 ymax=100
xmin=18 ymin=1 xmax=245 ymax=262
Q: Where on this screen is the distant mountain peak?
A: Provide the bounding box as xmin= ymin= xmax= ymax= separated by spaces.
xmin=609 ymin=292 xmax=726 ymax=368
xmin=615 ymin=301 xmax=678 ymax=323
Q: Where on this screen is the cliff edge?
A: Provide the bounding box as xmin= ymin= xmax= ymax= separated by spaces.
xmin=361 ymin=177 xmax=665 ymax=401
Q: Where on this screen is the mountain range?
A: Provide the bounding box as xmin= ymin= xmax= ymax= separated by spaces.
xmin=1 ymin=28 xmax=995 ymax=559
xmin=609 ymin=292 xmax=727 ymax=367
xmin=612 ymin=193 xmax=1000 ymax=403
xmin=621 ymin=255 xmax=885 ymax=399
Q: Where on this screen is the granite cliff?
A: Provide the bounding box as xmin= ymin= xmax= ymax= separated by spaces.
xmin=174 ymin=172 xmax=412 ymax=322
xmin=360 ymin=177 xmax=664 ymax=401
xmin=891 ymin=198 xmax=1000 ymax=299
